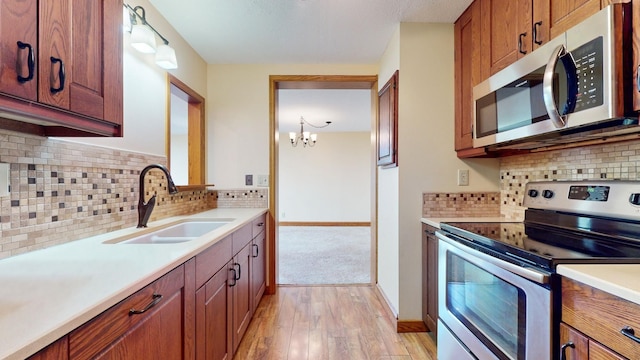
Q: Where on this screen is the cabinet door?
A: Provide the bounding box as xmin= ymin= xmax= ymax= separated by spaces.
xmin=27 ymin=337 xmax=68 ymax=360
xmin=549 ymin=0 xmax=601 ymax=39
xmin=532 ymin=0 xmax=550 ymax=50
xmin=251 ymin=231 xmax=266 ymax=312
xmin=482 ymin=0 xmax=531 ymax=75
xmin=425 ymin=227 xmax=439 ymax=337
xmin=560 ymin=323 xmax=589 ymax=360
xmin=232 ymin=243 xmax=253 ymax=352
xmin=0 ymin=0 xmax=37 ymax=101
xmin=196 ymin=260 xmax=233 ymax=360
xmin=38 ymin=0 xmax=122 ymax=125
xmin=69 ymin=265 xmax=187 ymax=360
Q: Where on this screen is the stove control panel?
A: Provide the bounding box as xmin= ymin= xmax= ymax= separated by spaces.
xmin=524 ymin=181 xmax=640 ymax=220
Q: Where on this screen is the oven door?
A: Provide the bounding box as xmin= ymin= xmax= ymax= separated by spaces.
xmin=437 ymin=232 xmax=553 ymax=360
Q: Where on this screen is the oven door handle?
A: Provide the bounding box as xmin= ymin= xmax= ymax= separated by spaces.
xmin=437 ymin=232 xmax=551 ymax=285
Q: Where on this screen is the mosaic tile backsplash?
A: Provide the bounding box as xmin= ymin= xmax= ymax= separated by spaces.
xmin=0 ymin=130 xmax=267 ymax=259
xmin=424 ymin=139 xmax=640 ymax=221
xmin=422 ymin=192 xmax=501 ymax=218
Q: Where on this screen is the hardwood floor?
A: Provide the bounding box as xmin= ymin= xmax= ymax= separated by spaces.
xmin=234 ymin=285 xmax=437 ymax=359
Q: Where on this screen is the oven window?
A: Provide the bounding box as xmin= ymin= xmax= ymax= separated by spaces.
xmin=446 ymin=253 xmax=526 ymax=359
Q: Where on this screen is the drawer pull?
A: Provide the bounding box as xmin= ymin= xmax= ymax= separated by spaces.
xmin=129 ymin=293 xmax=163 ymax=315
xmin=257 ymin=222 xmax=264 ymax=227
xmin=621 ymin=326 xmax=640 ymax=344
xmin=560 ymin=341 xmax=574 ymax=360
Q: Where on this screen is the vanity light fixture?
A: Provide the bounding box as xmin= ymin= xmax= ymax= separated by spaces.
xmin=289 ymin=116 xmax=332 ymax=148
xmin=124 ymin=4 xmax=178 ymax=69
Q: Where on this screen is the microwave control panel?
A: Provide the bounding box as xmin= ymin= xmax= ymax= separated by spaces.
xmin=572 ymin=36 xmax=603 ymax=111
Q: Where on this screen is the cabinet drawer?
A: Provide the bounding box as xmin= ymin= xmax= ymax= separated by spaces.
xmin=68 ymin=265 xmax=185 ymax=359
xmin=562 ymin=277 xmax=640 ymax=359
xmin=252 ymin=214 xmax=266 ymax=238
xmin=195 ymin=234 xmax=232 ymax=289
xmin=232 ymin=223 xmax=252 ymax=255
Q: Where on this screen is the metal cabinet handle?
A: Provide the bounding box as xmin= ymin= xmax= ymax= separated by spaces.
xmin=234 ymin=262 xmax=241 ymax=280
xmin=229 ymin=268 xmax=237 ymax=287
xmin=533 ymin=21 xmax=543 ymax=45
xmin=49 ymin=56 xmax=65 ymax=93
xmin=257 ymin=222 xmax=264 ymax=227
xmin=16 ymin=41 xmax=35 ymax=83
xmin=621 ymin=326 xmax=640 ymax=344
xmin=518 ymin=33 xmax=527 ymax=54
xmin=129 ymin=293 xmax=163 ymax=315
xmin=252 ymin=243 xmax=259 ymax=258
xmin=559 ymin=341 xmax=574 ymax=360
xmin=543 ymin=44 xmax=578 ymax=128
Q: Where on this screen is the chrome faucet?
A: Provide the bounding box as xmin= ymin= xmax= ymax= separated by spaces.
xmin=137 ymin=164 xmax=179 ymax=228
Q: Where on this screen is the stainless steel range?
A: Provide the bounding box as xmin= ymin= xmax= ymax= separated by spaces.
xmin=436 ymin=181 xmax=640 ymax=360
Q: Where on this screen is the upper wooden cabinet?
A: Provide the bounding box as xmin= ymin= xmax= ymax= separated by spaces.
xmin=549 ymin=0 xmax=601 ymax=39
xmin=454 ymin=1 xmax=490 ymax=157
xmin=481 ymin=0 xmax=535 ymax=75
xmin=0 ymin=0 xmax=122 ymax=137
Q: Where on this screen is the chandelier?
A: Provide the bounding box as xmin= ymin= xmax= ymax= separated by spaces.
xmin=289 ymin=116 xmax=331 ymax=147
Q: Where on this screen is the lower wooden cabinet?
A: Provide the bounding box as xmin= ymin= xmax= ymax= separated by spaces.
xmin=421 ymin=223 xmax=438 ymax=337
xmin=68 ymin=263 xmax=193 ymax=360
xmin=27 ymin=213 xmax=268 ymax=360
xmin=196 ymin=260 xmax=233 ymax=360
xmin=251 ymin=230 xmax=266 ymax=312
xmin=27 ymin=336 xmax=68 ymax=360
xmin=561 ymin=277 xmax=639 ymax=359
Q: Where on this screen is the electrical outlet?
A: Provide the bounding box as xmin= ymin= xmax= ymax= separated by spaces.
xmin=256 ymin=175 xmax=268 ymax=187
xmin=457 ymin=169 xmax=469 ymax=186
xmin=245 ymin=174 xmax=253 ymax=186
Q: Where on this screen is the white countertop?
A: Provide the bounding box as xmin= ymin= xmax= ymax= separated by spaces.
xmin=0 ymin=208 xmax=267 ymax=360
xmin=557 ymin=264 xmax=640 ymax=305
xmin=421 ymin=217 xmax=507 ymax=228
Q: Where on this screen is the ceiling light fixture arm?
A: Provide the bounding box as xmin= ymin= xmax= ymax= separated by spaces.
xmin=125 ymin=4 xmax=170 ymax=45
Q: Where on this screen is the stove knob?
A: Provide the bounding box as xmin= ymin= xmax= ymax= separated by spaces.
xmin=528 ymin=189 xmax=539 ymax=198
xmin=630 ymin=193 xmax=640 ymax=205
xmin=542 ymin=190 xmax=554 ymax=199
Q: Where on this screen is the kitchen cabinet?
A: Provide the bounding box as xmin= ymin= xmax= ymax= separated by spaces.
xmin=27 ymin=337 xmax=68 ymax=360
xmin=251 ymin=215 xmax=266 ymax=312
xmin=231 ymin=241 xmax=253 ymax=353
xmin=196 ymin=260 xmax=233 ymax=360
xmin=549 ymin=0 xmax=601 ymax=39
xmin=421 ymin=223 xmax=438 ymax=337
xmin=454 ymin=1 xmax=490 ymax=158
xmin=561 ymin=276 xmax=640 ymax=359
xmin=68 ymin=262 xmax=195 ymax=360
xmin=0 ymin=0 xmax=122 ymax=137
xmin=194 ymin=216 xmax=266 ymax=358
xmin=481 ymin=0 xmax=535 ymax=75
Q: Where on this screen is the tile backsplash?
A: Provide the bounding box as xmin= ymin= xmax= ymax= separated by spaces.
xmin=422 ymin=192 xmax=501 ymax=218
xmin=423 ymin=140 xmax=640 ymax=221
xmin=0 ymin=130 xmax=267 ymax=259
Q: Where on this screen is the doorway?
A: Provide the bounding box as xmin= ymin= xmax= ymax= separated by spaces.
xmin=267 ymin=75 xmax=378 ymax=292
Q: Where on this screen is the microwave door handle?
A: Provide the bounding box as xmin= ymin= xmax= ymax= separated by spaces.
xmin=543 ymin=44 xmax=578 ymax=128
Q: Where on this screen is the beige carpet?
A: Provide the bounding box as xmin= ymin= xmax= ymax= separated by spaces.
xmin=278 ymin=226 xmax=371 ymax=285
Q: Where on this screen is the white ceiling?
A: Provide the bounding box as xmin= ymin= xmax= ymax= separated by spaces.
xmin=150 ymin=0 xmax=472 ymax=132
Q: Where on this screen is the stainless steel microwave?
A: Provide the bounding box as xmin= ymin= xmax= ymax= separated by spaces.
xmin=473 ymin=3 xmax=636 ymax=149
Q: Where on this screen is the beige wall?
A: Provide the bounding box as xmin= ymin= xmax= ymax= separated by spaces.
xmin=206 ymin=63 xmax=378 ymax=188
xmin=278 ymin=132 xmax=371 ymax=222
xmin=377 ymin=23 xmax=501 ymax=321
xmin=377 ymin=25 xmax=401 ymax=315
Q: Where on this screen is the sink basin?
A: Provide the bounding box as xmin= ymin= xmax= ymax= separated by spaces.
xmin=109 ymin=219 xmax=233 ymax=244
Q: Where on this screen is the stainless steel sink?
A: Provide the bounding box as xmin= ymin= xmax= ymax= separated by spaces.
xmin=107 ymin=219 xmax=233 ymax=244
